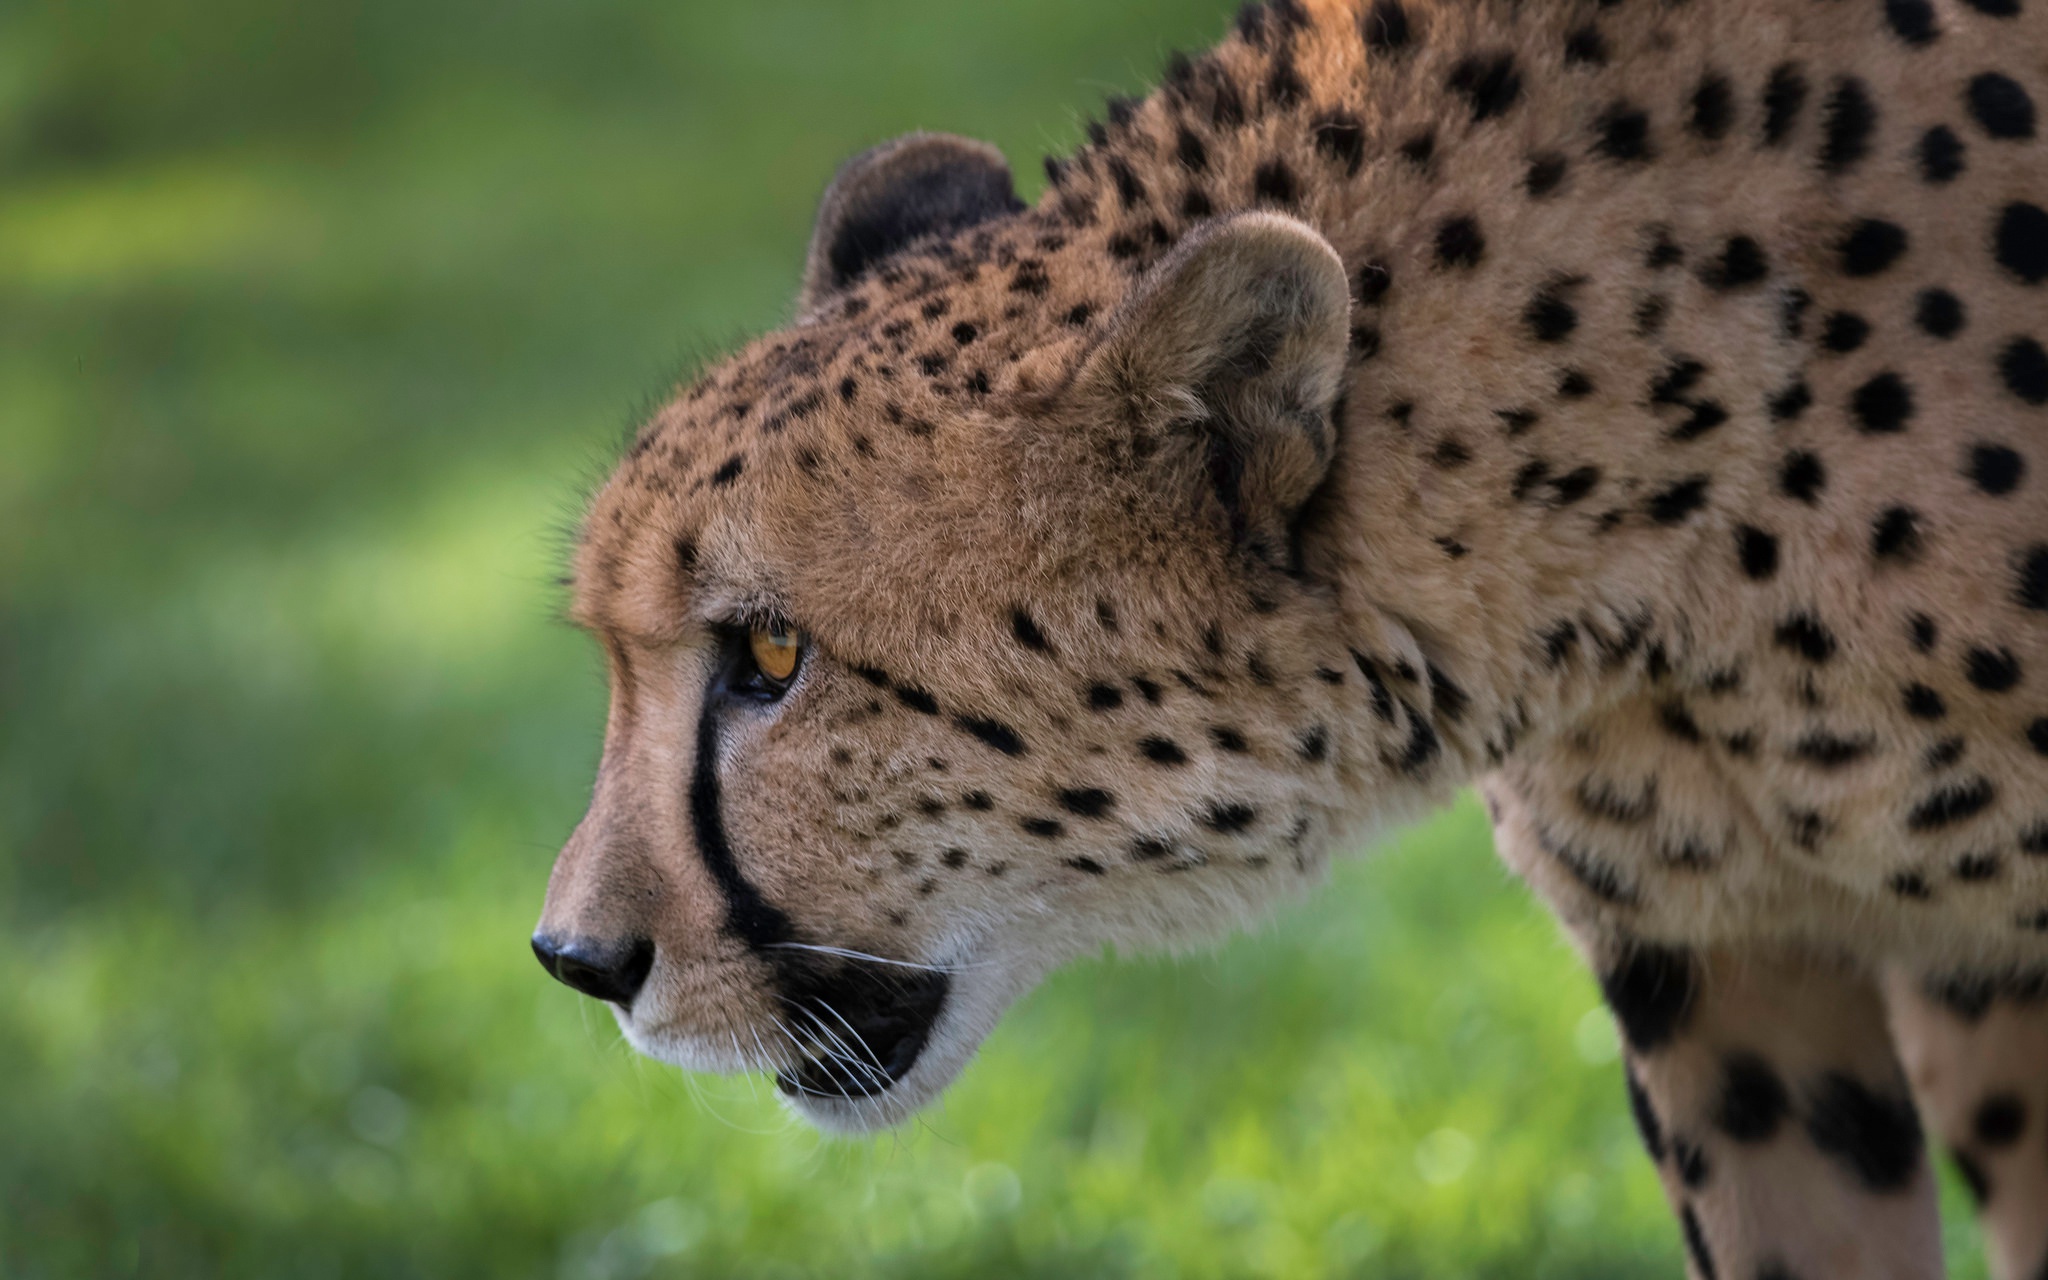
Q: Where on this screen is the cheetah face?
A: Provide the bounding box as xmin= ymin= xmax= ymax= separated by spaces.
xmin=534 ymin=136 xmax=1368 ymax=1130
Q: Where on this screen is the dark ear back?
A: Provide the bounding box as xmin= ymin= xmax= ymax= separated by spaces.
xmin=798 ymin=133 xmax=1022 ymax=311
xmin=1069 ymin=212 xmax=1351 ymax=562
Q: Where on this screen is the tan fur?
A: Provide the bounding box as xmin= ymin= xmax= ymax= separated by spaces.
xmin=539 ymin=0 xmax=2048 ymax=1271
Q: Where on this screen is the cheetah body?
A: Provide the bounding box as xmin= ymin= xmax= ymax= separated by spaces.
xmin=540 ymin=0 xmax=2048 ymax=1273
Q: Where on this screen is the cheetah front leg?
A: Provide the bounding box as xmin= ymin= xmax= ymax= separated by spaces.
xmin=1887 ymin=974 xmax=2048 ymax=1280
xmin=1591 ymin=939 xmax=1946 ymax=1279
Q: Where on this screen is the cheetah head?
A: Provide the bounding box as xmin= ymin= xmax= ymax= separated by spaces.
xmin=534 ymin=134 xmax=1399 ymax=1131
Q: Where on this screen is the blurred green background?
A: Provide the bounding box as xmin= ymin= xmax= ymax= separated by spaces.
xmin=0 ymin=1 xmax=1987 ymax=1276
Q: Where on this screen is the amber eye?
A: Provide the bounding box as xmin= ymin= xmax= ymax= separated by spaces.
xmin=748 ymin=627 xmax=801 ymax=684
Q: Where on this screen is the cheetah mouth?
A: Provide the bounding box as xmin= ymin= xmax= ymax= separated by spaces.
xmin=770 ymin=964 xmax=952 ymax=1101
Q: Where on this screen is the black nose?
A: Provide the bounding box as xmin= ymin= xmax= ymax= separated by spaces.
xmin=531 ymin=933 xmax=655 ymax=1006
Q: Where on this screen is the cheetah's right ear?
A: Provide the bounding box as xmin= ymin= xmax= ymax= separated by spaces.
xmin=1070 ymin=212 xmax=1351 ymax=563
xmin=798 ymin=133 xmax=1023 ymax=313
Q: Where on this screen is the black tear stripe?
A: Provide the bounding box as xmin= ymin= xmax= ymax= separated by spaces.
xmin=692 ymin=702 xmax=799 ymax=949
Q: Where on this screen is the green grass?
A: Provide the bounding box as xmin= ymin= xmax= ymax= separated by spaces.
xmin=0 ymin=2 xmax=1990 ymax=1275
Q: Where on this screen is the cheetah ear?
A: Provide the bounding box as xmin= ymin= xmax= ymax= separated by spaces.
xmin=798 ymin=132 xmax=1023 ymax=312
xmin=1071 ymin=212 xmax=1351 ymax=560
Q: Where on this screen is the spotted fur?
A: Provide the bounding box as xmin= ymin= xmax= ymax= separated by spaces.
xmin=538 ymin=0 xmax=2048 ymax=1272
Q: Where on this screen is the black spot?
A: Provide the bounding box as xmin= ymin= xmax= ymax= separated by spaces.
xmin=2030 ymin=720 xmax=2048 ymax=756
xmin=1011 ymin=609 xmax=1052 ymax=653
xmin=1209 ymin=726 xmax=1249 ymax=753
xmin=1057 ymin=788 xmax=1115 ymax=818
xmin=1647 ymin=476 xmax=1710 ymax=525
xmin=1969 ymin=443 xmax=2028 ymax=499
xmin=1670 ymin=401 xmax=1730 ymax=442
xmin=1564 ymin=24 xmax=1607 ymax=65
xmin=1252 ymin=158 xmax=1299 ymax=206
xmin=1354 ymin=262 xmax=1393 ymax=307
xmin=1174 ymin=126 xmax=1210 ymax=175
xmin=1086 ymin=683 xmax=1124 ymax=711
xmin=1919 ymin=125 xmax=1966 ymax=183
xmin=1131 ymin=676 xmax=1162 ymax=704
xmin=1634 ymin=294 xmax=1670 ymax=337
xmin=1968 ymin=73 xmax=2036 ymax=140
xmin=2000 ymin=336 xmax=2048 ymax=404
xmin=1625 ymin=1064 xmax=1665 ymax=1159
xmin=1659 ymin=701 xmax=1705 ymax=745
xmin=1838 ymin=219 xmax=1908 ymax=276
xmin=1397 ymin=130 xmax=1435 ymax=167
xmin=1595 ymin=103 xmax=1654 ymax=162
xmin=1447 ymin=53 xmax=1521 ymax=122
xmin=1762 ymin=63 xmax=1808 ymax=145
xmin=1202 ymin=802 xmax=1257 ymax=834
xmin=1064 ymin=302 xmax=1096 ymax=327
xmin=950 ymin=321 xmax=980 ymax=346
xmin=1821 ymin=311 xmax=1870 ymax=353
xmin=1851 ymin=371 xmax=1914 ymax=433
xmin=1575 ymin=777 xmax=1656 ymax=825
xmin=1820 ymin=77 xmax=1876 ymax=172
xmin=962 ymin=790 xmax=994 ymax=811
xmin=1681 ymin=1206 xmax=1717 ymax=1280
xmin=1956 ymin=851 xmax=2002 ymax=881
xmin=956 ymin=716 xmax=1026 ymax=756
xmin=1552 ymin=465 xmax=1601 ymax=504
xmin=1804 ymin=1073 xmax=1925 ymax=1192
xmin=1890 ymin=870 xmax=1934 ymax=899
xmin=1973 ymin=1093 xmax=2026 ymax=1147
xmin=894 ymin=685 xmax=940 ymax=715
xmin=1903 ymin=683 xmax=1947 ymax=719
xmin=1780 ymin=450 xmax=1826 ymax=502
xmin=1701 ymin=235 xmax=1768 ymax=289
xmin=1716 ymin=1053 xmax=1790 ymax=1141
xmin=1138 ymin=737 xmax=1187 ymax=766
xmin=1768 ymin=379 xmax=1814 ymax=422
xmin=1959 ymin=0 xmax=2020 ymax=12
xmin=1788 ymin=801 xmax=1831 ymax=852
xmin=1735 ymin=526 xmax=1779 ymax=580
xmin=1065 ymin=856 xmax=1106 ymax=876
xmin=1389 ymin=706 xmax=1441 ymax=774
xmin=1525 ymin=280 xmax=1580 ymax=342
xmin=1871 ymin=506 xmax=1924 ymax=562
xmin=1299 ymin=727 xmax=1329 ymax=762
xmin=1600 ymin=944 xmax=1699 ymax=1052
xmin=1792 ymin=731 xmax=1876 ymax=769
xmin=1925 ymin=736 xmax=1966 ymax=769
xmin=941 ymin=847 xmax=969 ymax=869
xmin=1998 ymin=201 xmax=2048 ymax=284
xmin=1775 ymin=612 xmax=1837 ymax=663
xmin=1361 ymin=0 xmax=1411 ymax=51
xmin=1526 ymin=152 xmax=1568 ymax=195
xmin=1966 ymin=647 xmax=2022 ymax=692
xmin=1690 ymin=73 xmax=1734 ymax=140
xmin=1313 ymin=112 xmax=1366 ymax=175
xmin=1105 ymin=157 xmax=1146 ymax=209
xmin=1909 ymin=613 xmax=1939 ymax=653
xmin=1264 ymin=54 xmax=1306 ymax=109
xmin=1558 ymin=369 xmax=1596 ymax=399
xmin=2015 ymin=544 xmax=2048 ymax=610
xmin=1908 ymin=776 xmax=1997 ymax=830
xmin=1429 ymin=436 xmax=1474 ymax=469
xmin=1885 ymin=0 xmax=1940 ymax=44
xmin=710 ymin=455 xmax=744 ymax=487
xmin=1914 ymin=288 xmax=1965 ymax=339
xmin=1434 ymin=215 xmax=1485 ymax=268
xmin=1020 ymin=817 xmax=1065 ymax=840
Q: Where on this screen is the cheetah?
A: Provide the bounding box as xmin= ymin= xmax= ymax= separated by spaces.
xmin=532 ymin=0 xmax=2048 ymax=1273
